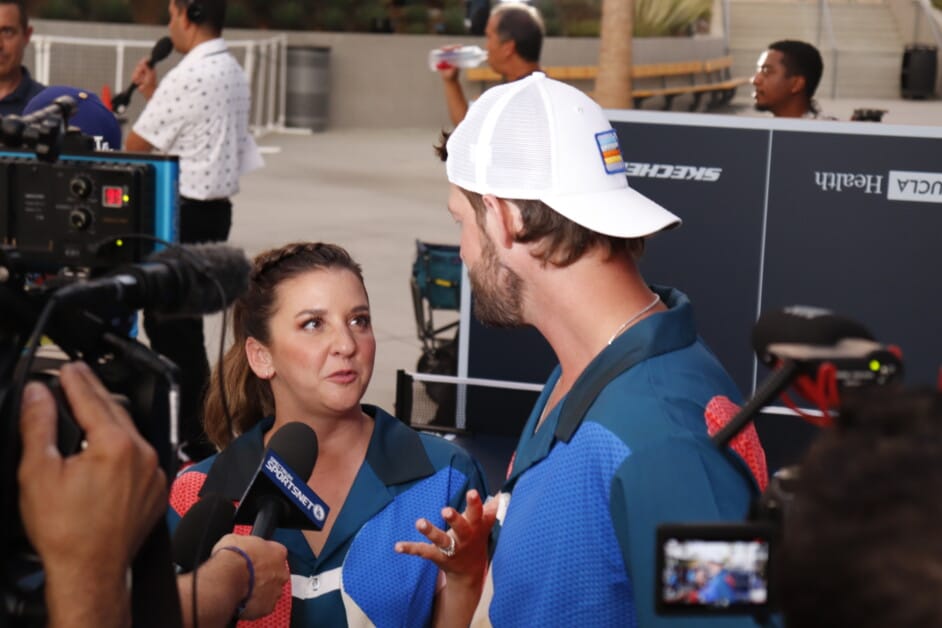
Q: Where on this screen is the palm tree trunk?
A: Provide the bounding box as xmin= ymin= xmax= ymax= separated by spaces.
xmin=595 ymin=0 xmax=634 ymax=109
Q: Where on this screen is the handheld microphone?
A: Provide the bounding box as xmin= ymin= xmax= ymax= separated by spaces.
xmin=172 ymin=494 xmax=236 ymax=573
xmin=53 ymin=242 xmax=251 ymax=318
xmin=112 ymin=36 xmax=174 ymax=114
xmin=233 ymin=422 xmax=328 ymax=539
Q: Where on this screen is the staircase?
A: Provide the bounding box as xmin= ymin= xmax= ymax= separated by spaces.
xmin=727 ymin=0 xmax=908 ymax=100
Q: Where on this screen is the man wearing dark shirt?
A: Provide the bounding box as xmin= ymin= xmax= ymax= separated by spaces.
xmin=0 ymin=0 xmax=43 ymax=116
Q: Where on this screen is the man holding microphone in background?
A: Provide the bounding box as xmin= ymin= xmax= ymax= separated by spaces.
xmin=126 ymin=0 xmax=262 ymax=462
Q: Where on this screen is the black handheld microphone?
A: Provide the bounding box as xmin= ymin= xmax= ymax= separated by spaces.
xmin=53 ymin=242 xmax=251 ymax=318
xmin=112 ymin=36 xmax=174 ymax=113
xmin=234 ymin=422 xmax=328 ymax=539
xmin=172 ymin=494 xmax=236 ymax=573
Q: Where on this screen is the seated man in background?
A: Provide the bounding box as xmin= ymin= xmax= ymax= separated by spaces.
xmin=781 ymin=389 xmax=942 ymax=628
xmin=751 ymin=40 xmax=827 ymax=119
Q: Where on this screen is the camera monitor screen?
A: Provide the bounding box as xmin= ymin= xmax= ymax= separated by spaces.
xmin=656 ymin=523 xmax=774 ymax=615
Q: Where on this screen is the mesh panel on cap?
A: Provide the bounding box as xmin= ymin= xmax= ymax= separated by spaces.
xmin=447 ymin=108 xmax=481 ymax=186
xmin=448 ymin=76 xmax=552 ymax=195
xmin=486 ymin=82 xmax=552 ymax=193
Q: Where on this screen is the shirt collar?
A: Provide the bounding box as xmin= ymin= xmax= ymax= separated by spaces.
xmin=180 ymin=38 xmax=228 ymax=65
xmin=199 ymin=406 xmax=435 ymax=501
xmin=503 ymin=286 xmax=697 ymax=488
xmin=553 ymin=286 xmax=697 ymax=442
xmin=0 ymin=66 xmax=36 ymax=104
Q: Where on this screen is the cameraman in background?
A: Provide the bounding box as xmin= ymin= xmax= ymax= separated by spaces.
xmin=17 ymin=362 xmax=288 ymax=627
xmin=781 ymin=389 xmax=942 ymax=627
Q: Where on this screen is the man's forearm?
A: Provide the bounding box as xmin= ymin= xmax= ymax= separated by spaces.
xmin=443 ymin=79 xmax=470 ymax=127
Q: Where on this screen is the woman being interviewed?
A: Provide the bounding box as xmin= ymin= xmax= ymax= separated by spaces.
xmin=168 ymin=242 xmax=489 ymax=627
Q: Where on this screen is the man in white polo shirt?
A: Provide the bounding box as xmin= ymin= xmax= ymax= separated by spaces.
xmin=126 ymin=0 xmax=261 ymax=460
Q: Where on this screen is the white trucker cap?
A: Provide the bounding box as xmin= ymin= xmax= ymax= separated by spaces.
xmin=446 ymin=72 xmax=681 ymax=238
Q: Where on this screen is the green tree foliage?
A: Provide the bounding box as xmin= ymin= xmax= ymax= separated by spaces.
xmin=537 ymin=0 xmax=710 ymax=37
xmin=635 ymin=0 xmax=711 ymax=37
xmin=88 ymin=0 xmax=133 ymax=23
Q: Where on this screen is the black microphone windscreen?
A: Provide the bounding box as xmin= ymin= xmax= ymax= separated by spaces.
xmin=266 ymin=422 xmax=319 ymax=481
xmin=149 ymin=36 xmax=174 ymax=66
xmin=148 ymin=243 xmax=251 ymax=317
xmin=172 ymin=493 xmax=235 ymax=572
xmin=752 ymin=307 xmax=874 ymax=364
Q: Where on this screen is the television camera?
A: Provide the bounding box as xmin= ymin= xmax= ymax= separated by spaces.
xmin=655 ymin=306 xmax=903 ymax=620
xmin=0 ymin=95 xmax=226 ymax=627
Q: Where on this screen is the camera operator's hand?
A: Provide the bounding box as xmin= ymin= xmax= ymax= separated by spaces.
xmin=177 ymin=534 xmax=290 ymax=627
xmin=131 ymin=56 xmax=158 ymax=100
xmin=18 ymin=361 xmax=167 ymax=628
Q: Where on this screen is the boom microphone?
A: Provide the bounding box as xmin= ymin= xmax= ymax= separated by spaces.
xmin=751 ymin=305 xmax=902 ymax=388
xmin=233 ymin=422 xmax=328 ymax=539
xmin=172 ymin=494 xmax=236 ymax=573
xmin=54 ymin=242 xmax=251 ymax=317
xmin=111 ymin=36 xmax=174 ymax=114
xmin=713 ymin=306 xmax=903 ymax=448
xmin=752 ymin=306 xmax=876 ymax=365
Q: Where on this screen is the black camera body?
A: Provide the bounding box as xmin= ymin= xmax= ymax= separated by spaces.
xmin=655 ymin=466 xmax=797 ymax=618
xmin=656 ymin=521 xmax=777 ymax=616
xmin=0 ymin=155 xmax=156 ymax=271
xmin=655 ymin=306 xmax=904 ymax=621
xmin=0 ymin=105 xmax=178 ymax=625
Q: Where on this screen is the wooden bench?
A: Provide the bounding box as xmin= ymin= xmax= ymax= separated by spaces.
xmin=466 ymin=56 xmax=751 ymax=111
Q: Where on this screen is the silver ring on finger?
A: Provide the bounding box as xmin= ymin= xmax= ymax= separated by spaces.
xmin=438 ymin=533 xmax=456 ymax=558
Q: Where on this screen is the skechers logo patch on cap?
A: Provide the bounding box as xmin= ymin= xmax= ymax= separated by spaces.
xmin=596 ymin=130 xmax=626 ymax=175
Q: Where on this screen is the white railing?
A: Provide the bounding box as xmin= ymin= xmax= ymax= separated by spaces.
xmin=817 ymin=0 xmax=839 ymax=98
xmin=30 ymin=33 xmax=290 ymax=137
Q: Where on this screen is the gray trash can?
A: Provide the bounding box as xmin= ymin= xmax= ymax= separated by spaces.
xmin=900 ymin=44 xmax=937 ymax=99
xmin=286 ymin=46 xmax=329 ymax=131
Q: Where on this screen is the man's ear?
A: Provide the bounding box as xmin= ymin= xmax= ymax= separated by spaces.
xmin=245 ymin=336 xmax=274 ymax=380
xmin=482 ymin=194 xmax=522 ymax=248
xmin=502 ymin=39 xmax=517 ymax=60
xmin=789 ymin=74 xmax=807 ymax=96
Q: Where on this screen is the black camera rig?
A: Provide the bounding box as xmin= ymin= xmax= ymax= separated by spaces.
xmin=0 ymin=98 xmax=181 ymax=626
xmin=656 ymin=306 xmax=904 ymax=620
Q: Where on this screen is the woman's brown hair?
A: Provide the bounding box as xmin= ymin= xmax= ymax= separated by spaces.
xmin=203 ymin=242 xmax=364 ymax=449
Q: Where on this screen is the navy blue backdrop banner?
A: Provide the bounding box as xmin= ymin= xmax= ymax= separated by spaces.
xmin=459 ymin=110 xmax=942 ymax=469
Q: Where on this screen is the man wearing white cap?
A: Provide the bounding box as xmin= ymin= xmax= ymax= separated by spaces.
xmin=396 ymin=73 xmax=762 ymax=627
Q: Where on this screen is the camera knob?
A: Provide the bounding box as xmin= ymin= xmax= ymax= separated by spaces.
xmin=69 ymin=175 xmax=93 ymax=199
xmin=69 ymin=207 xmax=92 ymax=230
